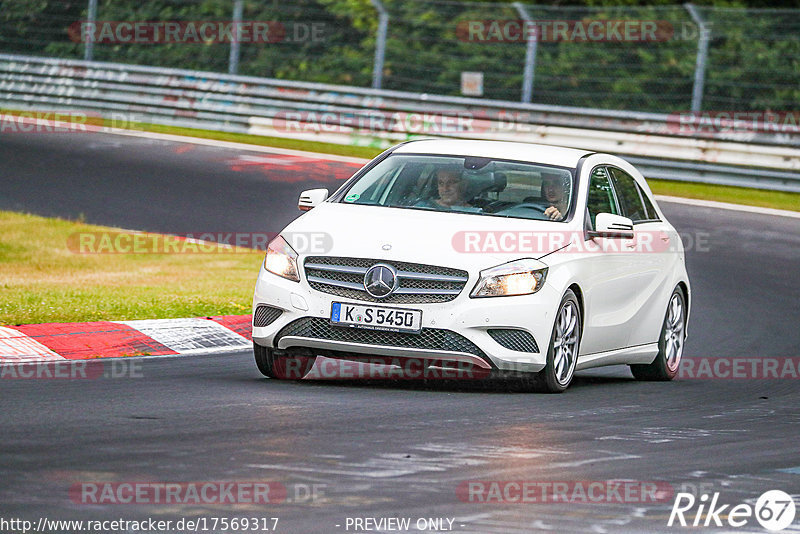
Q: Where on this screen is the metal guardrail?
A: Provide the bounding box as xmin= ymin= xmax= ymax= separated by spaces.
xmin=1 ymin=53 xmax=799 ymax=193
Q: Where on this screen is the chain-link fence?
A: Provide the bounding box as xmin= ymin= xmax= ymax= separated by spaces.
xmin=1 ymin=0 xmax=798 ymax=114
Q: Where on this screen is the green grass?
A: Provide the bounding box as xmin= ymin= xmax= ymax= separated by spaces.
xmin=646 ymin=179 xmax=800 ymax=212
xmin=135 ymin=122 xmax=384 ymax=160
xmin=0 ymin=211 xmax=263 ymax=325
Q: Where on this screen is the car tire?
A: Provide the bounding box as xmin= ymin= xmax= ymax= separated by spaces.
xmin=253 ymin=343 xmax=316 ymax=380
xmin=630 ymin=287 xmax=686 ymax=381
xmin=524 ymin=289 xmax=581 ymax=393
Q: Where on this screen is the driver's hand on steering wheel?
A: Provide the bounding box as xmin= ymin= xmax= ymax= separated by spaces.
xmin=544 ymin=205 xmax=561 ymax=220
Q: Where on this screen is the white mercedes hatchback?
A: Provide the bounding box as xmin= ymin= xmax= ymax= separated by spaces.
xmin=252 ymin=139 xmax=690 ymax=392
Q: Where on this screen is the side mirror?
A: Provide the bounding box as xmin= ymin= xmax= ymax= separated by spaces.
xmin=298 ymin=188 xmax=329 ymax=212
xmin=589 ymin=213 xmax=634 ymax=239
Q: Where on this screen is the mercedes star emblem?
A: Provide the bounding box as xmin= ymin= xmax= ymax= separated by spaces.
xmin=363 ymin=263 xmax=398 ymax=298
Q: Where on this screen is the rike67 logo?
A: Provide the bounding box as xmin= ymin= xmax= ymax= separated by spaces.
xmin=669 ymin=490 xmax=796 ymax=531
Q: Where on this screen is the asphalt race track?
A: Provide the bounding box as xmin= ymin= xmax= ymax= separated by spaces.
xmin=1 ymin=132 xmax=799 ymax=533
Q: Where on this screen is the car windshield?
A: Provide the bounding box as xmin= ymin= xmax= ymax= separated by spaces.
xmin=338 ymin=154 xmax=575 ymax=221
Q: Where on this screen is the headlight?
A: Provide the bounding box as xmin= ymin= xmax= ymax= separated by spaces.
xmin=264 ymin=235 xmax=300 ymax=282
xmin=470 ymin=258 xmax=548 ymax=298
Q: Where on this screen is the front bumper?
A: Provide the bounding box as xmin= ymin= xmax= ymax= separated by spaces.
xmin=252 ymin=265 xmax=559 ymax=373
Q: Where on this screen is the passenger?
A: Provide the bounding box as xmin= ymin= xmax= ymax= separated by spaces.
xmin=541 ymin=172 xmax=569 ymax=221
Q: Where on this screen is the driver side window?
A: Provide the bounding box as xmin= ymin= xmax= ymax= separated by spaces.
xmin=587 ymin=167 xmax=619 ymax=229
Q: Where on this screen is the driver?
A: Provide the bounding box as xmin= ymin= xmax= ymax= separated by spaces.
xmin=416 ymin=166 xmax=473 ymax=209
xmin=541 ymin=172 xmax=569 ymax=221
xmin=434 ymin=167 xmax=470 ymax=208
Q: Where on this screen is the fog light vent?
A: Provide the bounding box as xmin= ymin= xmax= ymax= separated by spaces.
xmin=253 ymin=305 xmax=283 ymax=327
xmin=488 ymin=329 xmax=539 ymax=353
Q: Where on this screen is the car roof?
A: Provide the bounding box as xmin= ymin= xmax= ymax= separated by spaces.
xmin=391 ymin=139 xmax=593 ymax=168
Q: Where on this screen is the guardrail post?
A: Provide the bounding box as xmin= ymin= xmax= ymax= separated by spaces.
xmin=685 ymin=3 xmax=710 ymax=113
xmin=514 ymin=2 xmax=537 ymax=103
xmin=370 ymin=0 xmax=389 ymax=89
xmin=228 ymin=0 xmax=244 ymax=75
xmin=84 ymin=0 xmax=98 ymax=61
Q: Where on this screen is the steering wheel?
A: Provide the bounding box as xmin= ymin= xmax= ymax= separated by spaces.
xmin=512 ymin=202 xmax=549 ymax=214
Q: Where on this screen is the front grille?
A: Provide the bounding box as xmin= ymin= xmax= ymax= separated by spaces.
xmin=253 ymin=305 xmax=283 ymax=327
xmin=304 ymin=256 xmax=469 ymax=304
xmin=488 ymin=329 xmax=540 ymax=353
xmin=275 ymin=317 xmax=488 ymax=360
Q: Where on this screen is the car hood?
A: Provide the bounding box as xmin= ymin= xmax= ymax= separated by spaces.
xmin=281 ymin=203 xmax=576 ymax=271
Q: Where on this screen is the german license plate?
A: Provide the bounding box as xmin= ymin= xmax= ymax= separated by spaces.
xmin=330 ymin=302 xmax=422 ymax=334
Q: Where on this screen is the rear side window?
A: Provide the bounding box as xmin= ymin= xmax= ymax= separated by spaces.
xmin=608 ymin=167 xmax=648 ymax=223
xmin=637 ymin=183 xmax=660 ymax=221
xmin=587 ymin=166 xmax=619 ymax=228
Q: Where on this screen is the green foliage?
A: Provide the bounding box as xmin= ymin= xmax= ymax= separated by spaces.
xmin=0 ymin=0 xmax=797 ymax=112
